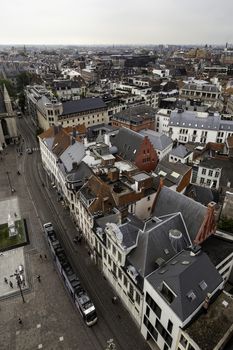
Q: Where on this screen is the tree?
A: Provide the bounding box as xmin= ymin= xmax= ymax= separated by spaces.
xmin=18 ymin=92 xmax=26 ymax=113
xmin=218 ymin=217 xmax=233 ymax=233
xmin=16 ymin=72 xmax=43 ymax=94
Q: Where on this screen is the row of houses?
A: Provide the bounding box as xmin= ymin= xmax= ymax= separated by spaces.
xmin=38 ymin=125 xmax=233 ymax=350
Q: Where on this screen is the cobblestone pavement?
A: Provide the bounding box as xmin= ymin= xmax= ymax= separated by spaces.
xmin=0 ymin=144 xmax=106 ymax=350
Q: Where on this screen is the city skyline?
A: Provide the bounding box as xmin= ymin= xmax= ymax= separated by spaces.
xmin=1 ymin=0 xmax=233 ymax=45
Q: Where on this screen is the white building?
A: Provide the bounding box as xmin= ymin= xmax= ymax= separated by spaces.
xmin=196 ymin=162 xmax=221 ymax=189
xmin=163 ymin=110 xmax=233 ymax=145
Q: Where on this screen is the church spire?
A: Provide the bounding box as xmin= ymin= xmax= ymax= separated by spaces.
xmin=3 ymin=85 xmax=13 ymax=116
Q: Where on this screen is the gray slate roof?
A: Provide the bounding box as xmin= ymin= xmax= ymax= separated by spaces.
xmin=62 ymin=97 xmax=106 ymax=116
xmin=111 ymin=128 xmax=144 ymax=161
xmin=60 ymin=142 xmax=85 ymax=172
xmin=152 ymin=186 xmax=207 ymax=242
xmin=139 ymin=129 xmax=173 ymax=151
xmin=170 ymin=144 xmax=192 ymax=158
xmin=182 ymin=83 xmax=219 ymax=93
xmin=146 ymin=250 xmax=223 ymax=322
xmin=112 ymin=105 xmax=156 ymax=123
xmin=128 ymin=213 xmax=192 ymax=278
xmin=169 ymin=110 xmax=221 ymax=131
xmin=154 ymin=159 xmax=191 ymax=186
xmin=66 ymin=161 xmax=92 ymax=186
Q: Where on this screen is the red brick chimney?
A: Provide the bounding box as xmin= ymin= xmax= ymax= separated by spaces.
xmin=194 ymin=201 xmax=216 ymax=244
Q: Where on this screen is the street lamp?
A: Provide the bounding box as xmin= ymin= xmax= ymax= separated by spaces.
xmin=10 ymin=270 xmax=25 ymax=303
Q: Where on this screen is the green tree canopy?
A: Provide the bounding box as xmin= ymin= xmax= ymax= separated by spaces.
xmin=0 ymin=79 xmax=16 ymax=99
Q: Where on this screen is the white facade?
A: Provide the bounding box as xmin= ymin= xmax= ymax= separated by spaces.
xmin=153 ymin=69 xmax=170 ymax=78
xmin=142 ymin=279 xmax=182 ymax=350
xmin=164 ymin=111 xmax=233 ymax=145
xmin=155 ymin=109 xmax=171 ymax=135
xmin=196 ymin=165 xmax=221 ymax=190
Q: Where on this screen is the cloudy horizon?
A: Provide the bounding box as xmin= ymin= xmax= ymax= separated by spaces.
xmin=1 ymin=0 xmax=232 ymax=46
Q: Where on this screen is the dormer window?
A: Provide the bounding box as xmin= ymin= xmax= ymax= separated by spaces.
xmin=187 ymin=290 xmax=196 ymax=302
xmin=160 ymin=283 xmax=176 ymax=304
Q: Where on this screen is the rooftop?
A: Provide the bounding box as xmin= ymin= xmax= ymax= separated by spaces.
xmin=201 ymin=235 xmax=233 ymax=266
xmin=185 ymin=291 xmax=233 ymax=350
xmin=147 ymin=250 xmax=223 ymax=322
xmin=61 ymin=97 xmax=106 ymax=116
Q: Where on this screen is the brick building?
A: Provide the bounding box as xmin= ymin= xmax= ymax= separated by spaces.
xmin=111 ymin=128 xmax=159 ymax=172
xmin=111 ymin=105 xmax=155 ymax=132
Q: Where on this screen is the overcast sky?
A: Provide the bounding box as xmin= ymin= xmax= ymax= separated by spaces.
xmin=0 ymin=0 xmax=232 ymax=45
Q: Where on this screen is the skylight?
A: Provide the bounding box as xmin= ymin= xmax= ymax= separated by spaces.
xmin=199 ymin=280 xmax=207 ymax=291
xmin=171 ymin=171 xmax=180 ymax=179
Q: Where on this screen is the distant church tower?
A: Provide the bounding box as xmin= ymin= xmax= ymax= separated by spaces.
xmin=3 ymin=84 xmax=14 ymax=116
xmin=0 ymin=85 xmax=18 ymax=149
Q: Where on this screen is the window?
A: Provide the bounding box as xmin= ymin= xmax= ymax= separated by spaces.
xmin=123 ymin=275 xmax=127 ymax=287
xmin=136 ymin=292 xmax=140 ymax=305
xmin=108 ymin=255 xmax=111 ymax=266
xmin=146 ymin=306 xmax=150 ymax=317
xmin=187 ymin=290 xmax=196 ymax=302
xmin=215 ymin=171 xmax=219 ymax=177
xmin=143 ymin=316 xmax=158 ymax=341
xmin=160 ymin=283 xmax=175 ymax=304
xmin=113 ymin=245 xmax=116 ymax=256
xmin=199 ymin=280 xmax=207 ymax=291
xmin=188 ymin=344 xmax=195 ymax=350
xmin=103 ymin=249 xmax=106 ymax=259
xmin=155 ymin=319 xmax=173 ymax=347
xmin=118 ymin=252 xmax=122 ymax=263
xmin=129 ymin=284 xmax=134 ymax=301
xmin=208 ymin=170 xmax=213 ymax=176
xmin=200 ymin=177 xmax=205 ymax=184
xmin=163 ymin=344 xmax=169 ymax=350
xmin=167 ymin=320 xmax=173 ymax=334
xmin=146 ymin=293 xmax=161 ymax=319
xmin=118 ymin=269 xmax=122 ymax=280
xmin=180 ymin=335 xmax=188 ymax=348
xmin=112 ymin=262 xmax=117 ymax=277
xmin=202 ymin=168 xmax=206 ymax=175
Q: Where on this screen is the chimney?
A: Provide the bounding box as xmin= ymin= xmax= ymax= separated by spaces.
xmin=72 ymin=127 xmax=77 ymax=139
xmin=207 ymin=201 xmax=216 ymax=213
xmin=108 ymin=168 xmax=119 ymax=182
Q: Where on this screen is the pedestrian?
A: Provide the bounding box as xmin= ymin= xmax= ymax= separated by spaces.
xmin=44 ymin=254 xmax=47 ymax=259
xmin=39 ymin=254 xmax=43 ymax=260
xmin=18 ymin=318 xmax=22 ymax=325
xmin=9 ymin=281 xmax=13 ymax=288
xmin=4 ymin=277 xmax=8 ymax=284
xmin=36 ymin=275 xmax=41 ymax=282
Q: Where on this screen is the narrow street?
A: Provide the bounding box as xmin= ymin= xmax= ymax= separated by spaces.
xmin=17 ymin=114 xmax=149 ymax=350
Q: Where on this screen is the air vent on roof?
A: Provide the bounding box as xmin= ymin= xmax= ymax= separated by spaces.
xmin=181 ymin=260 xmax=190 ymax=265
xmin=159 ymin=268 xmax=168 ymax=275
xmin=156 ymin=257 xmax=165 ymax=267
xmin=171 ymin=260 xmax=178 ymax=265
xmin=190 ymin=244 xmax=201 ymax=256
xmin=169 ymin=229 xmax=186 ymax=253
